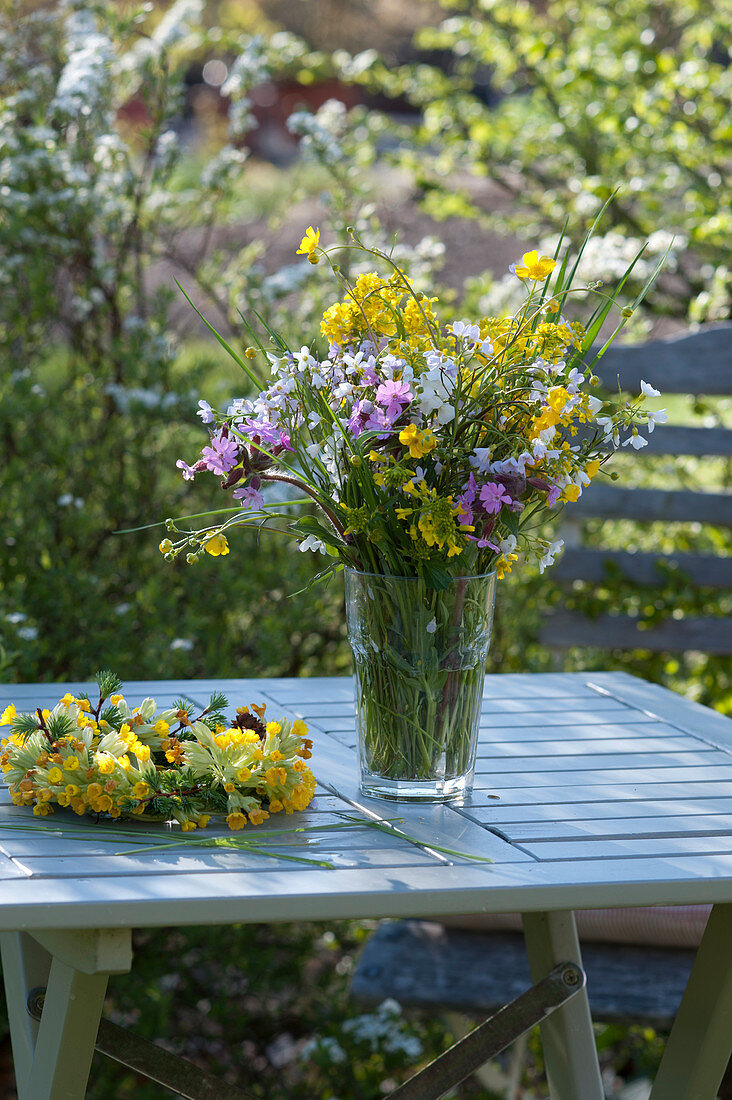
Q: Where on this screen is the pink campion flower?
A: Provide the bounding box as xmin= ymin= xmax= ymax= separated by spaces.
xmin=364 ymin=406 xmax=392 ymax=435
xmin=176 ymin=459 xmax=196 ymax=481
xmin=456 ymin=473 xmax=478 ymax=526
xmin=238 ymin=419 xmax=283 ymax=447
xmin=201 ymin=432 xmax=239 ymax=476
xmin=474 ymin=535 xmax=500 ymax=550
xmin=480 ymin=481 xmax=512 ymax=515
xmin=375 ymin=379 xmax=413 ymax=420
xmin=233 ymin=484 xmax=264 ymax=508
xmin=348 ymin=399 xmax=374 ymax=438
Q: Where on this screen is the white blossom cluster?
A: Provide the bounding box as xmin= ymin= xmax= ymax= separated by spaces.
xmin=53 ymin=7 xmax=114 ymax=118
xmin=341 ymin=999 xmax=424 ymax=1059
xmin=287 ymin=100 xmax=349 ymax=166
xmin=541 ymin=229 xmax=683 ymax=287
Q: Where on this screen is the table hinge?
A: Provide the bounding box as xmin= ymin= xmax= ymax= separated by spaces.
xmin=385 ymin=961 xmax=586 ymax=1100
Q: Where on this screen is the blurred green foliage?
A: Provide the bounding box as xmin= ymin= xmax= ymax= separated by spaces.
xmin=346 ymin=0 xmax=731 ymax=326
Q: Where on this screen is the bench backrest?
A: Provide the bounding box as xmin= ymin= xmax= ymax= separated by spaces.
xmin=539 ymin=323 xmax=732 ymax=654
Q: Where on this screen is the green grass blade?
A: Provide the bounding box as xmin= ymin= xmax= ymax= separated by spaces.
xmin=175 ymin=281 xmax=264 ymax=391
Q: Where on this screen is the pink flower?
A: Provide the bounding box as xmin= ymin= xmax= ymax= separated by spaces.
xmin=233 ymin=485 xmax=264 ymax=508
xmin=176 ymin=459 xmax=196 ymax=481
xmin=375 ymin=379 xmax=413 ymax=420
xmin=479 ymin=481 xmax=512 ymax=515
xmin=201 ymin=432 xmax=239 ymax=476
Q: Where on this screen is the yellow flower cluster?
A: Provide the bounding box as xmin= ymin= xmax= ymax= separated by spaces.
xmin=481 ymin=315 xmax=585 ymax=366
xmin=0 ymin=687 xmax=316 ymax=831
xmin=321 ymin=272 xmax=438 ymax=351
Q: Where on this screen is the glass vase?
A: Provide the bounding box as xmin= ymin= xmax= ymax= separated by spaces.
xmin=345 ymin=569 xmax=496 ymax=802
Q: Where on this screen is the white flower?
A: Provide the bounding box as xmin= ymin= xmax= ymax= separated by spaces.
xmin=499 ymin=535 xmax=517 ymax=555
xmin=640 ymin=379 xmax=662 ymax=398
xmin=426 ymin=618 xmax=437 ymax=634
xmin=298 ymin=534 xmax=326 ymax=554
xmin=451 ymin=320 xmax=481 ymax=343
xmin=538 ymin=539 xmax=564 ymax=574
xmin=622 ymin=433 xmax=649 ymax=449
xmin=646 ymin=408 xmax=667 ymax=433
xmin=469 ymin=448 xmax=493 ymax=474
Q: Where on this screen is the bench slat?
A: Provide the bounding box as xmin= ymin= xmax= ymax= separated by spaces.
xmin=631 ymin=425 xmax=732 ymax=457
xmin=570 ymin=485 xmax=732 ymax=525
xmin=352 ymin=922 xmax=694 ymax=1026
xmin=592 ymin=325 xmax=732 ymax=395
xmin=539 ymin=612 xmax=732 ymax=654
xmin=554 ymin=549 xmax=732 ymax=588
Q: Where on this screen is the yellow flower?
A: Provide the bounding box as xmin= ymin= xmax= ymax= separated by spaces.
xmin=236 ymin=767 xmax=252 ymax=782
xmin=291 ymin=719 xmax=308 ymax=738
xmin=63 ymin=755 xmax=80 ymax=772
xmin=296 ymin=226 xmax=320 ymax=264
xmin=180 ymin=821 xmax=197 ymax=832
xmin=131 ymin=742 xmax=151 ymax=762
xmin=395 ymin=507 xmax=413 ymax=521
xmin=47 ymin=767 xmax=64 ymax=785
xmin=204 ymin=531 xmax=230 ymax=557
xmin=248 ymin=807 xmax=269 ymax=826
xmin=226 ymin=811 xmax=247 ymax=831
xmin=266 ymin=721 xmax=282 ymax=736
xmin=154 ymin=720 xmax=170 ymax=736
xmin=399 ymin=424 xmax=437 ymax=459
xmin=110 ymin=694 xmax=124 ymax=706
xmin=562 ymin=484 xmax=581 ymax=503
xmin=159 ymin=539 xmax=173 ymax=554
xmin=196 ymin=815 xmax=211 ymax=828
xmin=224 ymin=781 xmax=236 ymax=793
xmin=269 ymin=799 xmax=284 ymax=813
xmin=585 ymin=459 xmax=602 ymax=479
xmin=547 ymin=386 xmax=571 ymax=414
xmin=64 ymin=784 xmax=80 ymax=798
xmin=496 ymin=553 xmax=519 ymax=580
xmin=97 ymin=756 xmax=116 ymax=775
xmin=132 ymin=781 xmax=150 ymax=799
xmin=513 ymin=250 xmax=557 ymax=281
xmin=33 ymin=803 xmax=54 ymax=817
xmin=1 ymin=704 xmax=17 ymax=726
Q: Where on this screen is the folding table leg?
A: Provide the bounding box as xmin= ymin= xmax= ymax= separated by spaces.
xmin=0 ymin=932 xmax=52 ymax=1091
xmin=649 ymin=903 xmax=732 ymax=1100
xmin=0 ymin=928 xmax=132 ymax=1100
xmin=522 ymin=910 xmax=604 ymax=1100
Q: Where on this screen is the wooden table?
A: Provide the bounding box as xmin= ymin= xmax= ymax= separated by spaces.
xmin=2 ymin=672 xmax=732 ymax=1100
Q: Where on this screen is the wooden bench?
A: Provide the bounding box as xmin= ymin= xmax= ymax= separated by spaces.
xmin=540 ymin=322 xmax=732 ymax=654
xmin=351 ymin=324 xmax=732 ymax=1095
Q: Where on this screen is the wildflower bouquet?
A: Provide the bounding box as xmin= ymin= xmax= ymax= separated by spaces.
xmin=162 ymin=222 xmax=666 ymax=799
xmin=0 ymin=671 xmax=315 ymax=830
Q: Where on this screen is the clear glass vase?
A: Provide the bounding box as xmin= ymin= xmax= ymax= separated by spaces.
xmin=345 ymin=569 xmax=496 ymax=802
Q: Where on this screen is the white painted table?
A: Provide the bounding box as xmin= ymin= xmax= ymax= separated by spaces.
xmin=2 ymin=672 xmax=732 ymax=1100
